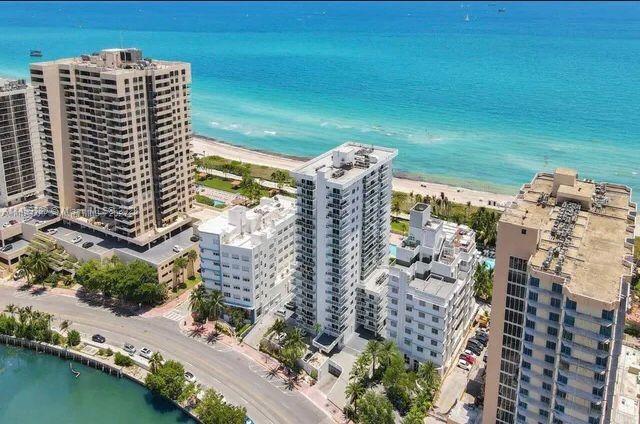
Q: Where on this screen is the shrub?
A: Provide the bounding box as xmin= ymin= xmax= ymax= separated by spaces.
xmin=625 ymin=324 xmax=640 ymax=337
xmin=50 ymin=332 xmax=62 ymax=345
xmin=66 ymin=329 xmax=81 ymax=346
xmin=115 ymin=352 xmax=134 ymax=367
xmin=145 ymin=360 xmax=186 ymax=401
xmin=310 ymin=369 xmax=318 ymax=380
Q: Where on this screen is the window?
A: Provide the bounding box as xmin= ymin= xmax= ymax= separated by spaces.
xmin=560 ymin=344 xmax=571 ymax=356
xmin=521 ymin=229 xmax=527 ymax=235
xmin=524 ymin=333 xmax=534 ymax=342
xmin=602 ymin=309 xmax=614 ymax=321
xmin=545 ymin=341 xmax=556 ymax=350
xmin=563 ymin=315 xmax=575 ymax=326
xmin=528 ymin=291 xmax=538 ymax=301
xmin=542 ymin=382 xmax=552 ymax=391
xmin=562 ymin=330 xmax=573 ymax=341
xmin=543 ymin=369 xmax=553 ymax=378
xmin=552 ymin=283 xmax=562 ymax=294
xmin=549 ymin=312 xmax=559 ymax=322
xmin=547 ymin=326 xmax=558 ymax=336
xmin=544 ymin=355 xmax=555 ymax=364
xmin=525 ymin=320 xmax=535 ymax=330
xmin=430 ymin=351 xmax=437 ymax=358
xmin=431 ymin=328 xmax=438 ymax=335
xmin=432 ymin=316 xmax=439 ymax=323
xmin=433 ymin=305 xmax=439 ymax=311
xmin=431 ymin=340 xmax=437 ymax=346
xmin=529 ymin=277 xmax=539 ymax=287
xmin=550 ymin=298 xmax=561 ymax=308
xmin=565 ymin=299 xmax=577 ymax=310
xmin=527 ymin=305 xmax=537 ymax=315
xmin=523 ymin=347 xmax=532 ymax=356
xmin=557 ymin=374 xmax=567 ymax=384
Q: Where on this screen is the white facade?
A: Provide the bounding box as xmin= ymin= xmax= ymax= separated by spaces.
xmin=0 ymin=79 xmax=43 ymax=207
xmin=199 ymin=196 xmax=295 ymax=322
xmin=388 ymin=203 xmax=478 ymax=373
xmin=292 ymin=143 xmax=397 ymax=352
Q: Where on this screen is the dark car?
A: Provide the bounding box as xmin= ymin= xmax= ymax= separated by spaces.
xmin=92 ymin=334 xmax=105 ymax=343
xmin=284 ymin=300 xmax=296 ymax=311
xmin=469 ymin=337 xmax=487 ymax=347
xmin=0 ymin=244 xmax=12 ymax=252
xmin=467 ymin=345 xmax=482 ymax=356
xmin=190 ymin=235 xmax=200 ymax=242
xmin=82 ymin=241 xmax=94 ymax=249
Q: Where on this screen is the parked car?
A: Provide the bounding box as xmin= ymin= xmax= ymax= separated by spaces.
xmin=461 ymin=353 xmax=476 ymax=364
xmin=139 ymin=347 xmax=153 ymax=359
xmin=464 ymin=349 xmax=476 ymax=357
xmin=483 ymin=353 xmax=488 ymax=363
xmin=71 ymin=235 xmax=82 ymax=244
xmin=469 ymin=337 xmax=487 ymax=347
xmin=46 ymin=228 xmax=58 ymax=235
xmin=13 ymin=269 xmax=25 ymax=280
xmin=466 ymin=344 xmax=482 ymax=355
xmin=123 ymin=343 xmax=136 ymax=355
xmin=275 ymin=308 xmax=287 ymax=317
xmin=190 ymin=235 xmax=200 ymax=242
xmin=1 ymin=244 xmax=13 ymax=252
xmin=284 ymin=300 xmax=296 ymax=311
xmin=173 ymin=245 xmax=183 ymax=253
xmin=457 ymin=359 xmax=471 ymax=371
xmin=184 ymin=371 xmax=196 ymax=383
xmin=9 ymin=220 xmax=18 ymax=225
xmin=82 ymin=241 xmax=94 ymax=249
xmin=92 ymin=334 xmax=106 ymax=343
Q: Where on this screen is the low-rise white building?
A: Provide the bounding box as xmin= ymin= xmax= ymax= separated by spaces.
xmin=199 ymin=196 xmax=295 ymax=322
xmin=388 ymin=203 xmax=478 ymax=373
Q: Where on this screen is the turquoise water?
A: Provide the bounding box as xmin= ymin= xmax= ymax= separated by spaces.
xmin=0 ymin=345 xmax=194 ymax=423
xmin=1 ymin=2 xmax=638 ymax=196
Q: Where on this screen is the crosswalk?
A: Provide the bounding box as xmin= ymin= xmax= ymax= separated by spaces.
xmin=163 ymin=309 xmax=184 ymax=322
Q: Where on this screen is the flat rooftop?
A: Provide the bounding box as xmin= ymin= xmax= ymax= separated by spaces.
xmin=0 ymin=78 xmax=28 ymax=93
xmin=409 ymin=274 xmax=457 ymax=301
xmin=31 ymin=48 xmax=185 ymax=72
xmin=293 ymin=142 xmax=397 ymax=184
xmin=501 ymin=170 xmax=636 ymax=305
xmin=612 ymin=344 xmax=640 ymax=424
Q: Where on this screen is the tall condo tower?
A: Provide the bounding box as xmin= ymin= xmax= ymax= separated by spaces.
xmin=292 ymin=142 xmax=396 ymax=352
xmin=30 ymin=48 xmax=193 ymax=245
xmin=483 ymin=168 xmax=636 ymax=424
xmin=0 ymin=78 xmax=43 ymax=206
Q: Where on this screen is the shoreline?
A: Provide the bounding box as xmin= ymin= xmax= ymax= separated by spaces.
xmin=0 ymin=335 xmax=201 ymax=422
xmin=193 ymin=134 xmax=515 ymax=210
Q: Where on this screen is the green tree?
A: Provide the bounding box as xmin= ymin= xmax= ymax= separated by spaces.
xmin=149 ymin=351 xmax=164 ymax=374
xmin=270 ymin=170 xmax=290 ymax=190
xmin=240 ymin=178 xmax=262 ymax=204
xmin=29 ymin=250 xmax=52 ymax=284
xmin=145 ymin=360 xmax=186 ymax=401
xmin=473 ymin=263 xmax=494 ymax=302
xmin=66 ymin=329 xmax=81 ymax=347
xmin=115 ymin=352 xmax=134 ymax=367
xmin=206 ymin=290 xmax=225 ymax=321
xmin=364 ymin=340 xmax=382 ymax=377
xmin=269 ymin=318 xmax=286 ymax=339
xmin=195 ymin=388 xmax=247 ymax=424
xmin=357 ymin=391 xmax=394 ymax=424
xmin=190 ymin=284 xmax=207 ymax=319
xmin=345 ymin=381 xmax=365 ymax=412
xmin=172 ymin=256 xmax=188 ymax=289
xmin=16 ymin=256 xmax=34 ymax=285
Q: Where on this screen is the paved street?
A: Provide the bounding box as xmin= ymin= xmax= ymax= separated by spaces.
xmin=0 ymin=285 xmax=330 ymax=424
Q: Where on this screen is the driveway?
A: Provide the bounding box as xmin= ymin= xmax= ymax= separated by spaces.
xmin=0 ymin=285 xmax=330 ymax=424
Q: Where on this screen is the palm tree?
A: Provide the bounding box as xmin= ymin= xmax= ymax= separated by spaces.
xmin=29 ymin=251 xmax=51 ymax=285
xmin=345 ymin=381 xmax=365 ymax=410
xmin=364 ymin=340 xmax=382 ymax=375
xmin=284 ymin=328 xmax=304 ymax=353
xmin=378 ymin=340 xmax=397 ymax=371
xmin=16 ymin=256 xmax=33 ymax=285
xmin=149 ymin=351 xmax=164 ymax=374
xmin=172 ymin=257 xmax=188 ymax=290
xmin=190 ymin=284 xmax=207 ymax=317
xmin=186 ymin=250 xmax=198 ymax=279
xmin=206 ymin=290 xmax=224 ymax=321
xmin=417 ymin=361 xmax=440 ymax=390
xmin=270 ymin=318 xmax=286 ymax=339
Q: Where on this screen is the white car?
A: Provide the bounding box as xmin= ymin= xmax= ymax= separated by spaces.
xmin=173 ymin=245 xmax=183 ymax=253
xmin=71 ymin=235 xmax=82 ymax=244
xmin=184 ymin=371 xmax=196 ymax=383
xmin=46 ymin=228 xmax=58 ymax=235
xmin=139 ymin=347 xmax=153 ymax=359
xmin=123 ymin=343 xmax=136 ymax=355
xmin=275 ymin=308 xmax=287 ymax=317
xmin=464 ymin=349 xmax=476 ymax=357
xmin=457 ymin=359 xmax=471 ymax=371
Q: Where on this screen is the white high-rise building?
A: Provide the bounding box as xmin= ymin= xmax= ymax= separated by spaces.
xmin=199 ymin=196 xmax=296 ymax=322
xmin=0 ymin=78 xmax=43 ymax=206
xmin=388 ymin=203 xmax=478 ymax=373
xmin=292 ymin=143 xmax=397 ymax=352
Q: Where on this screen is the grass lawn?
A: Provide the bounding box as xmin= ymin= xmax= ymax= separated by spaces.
xmin=196 ymin=155 xmax=293 ymax=184
xmin=391 ymin=220 xmax=408 ymax=235
xmin=198 ymin=176 xmax=272 ymax=198
xmin=200 ymin=176 xmax=236 ymax=192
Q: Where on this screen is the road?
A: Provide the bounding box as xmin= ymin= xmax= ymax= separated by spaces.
xmin=0 ymin=285 xmax=330 ymax=424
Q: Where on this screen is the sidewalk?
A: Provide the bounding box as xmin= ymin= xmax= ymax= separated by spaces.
xmin=180 ymin=314 xmax=348 ymax=423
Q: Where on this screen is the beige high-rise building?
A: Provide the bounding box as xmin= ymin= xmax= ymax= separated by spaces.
xmin=483 ymin=169 xmax=636 ymax=424
xmin=30 ymin=48 xmax=193 ymax=245
xmin=0 ymin=78 xmax=43 ymax=206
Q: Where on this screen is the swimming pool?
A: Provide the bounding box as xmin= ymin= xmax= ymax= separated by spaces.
xmin=389 ymin=244 xmax=397 ymax=258
xmin=483 ymin=258 xmax=495 ymax=269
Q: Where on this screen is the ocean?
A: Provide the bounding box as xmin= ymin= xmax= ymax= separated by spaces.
xmin=1 ymin=1 xmax=638 ymax=196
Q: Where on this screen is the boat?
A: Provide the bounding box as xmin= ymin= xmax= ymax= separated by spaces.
xmin=498 ymin=8 xmax=506 ymax=13
xmin=69 ymin=363 xmax=80 ymax=378
xmin=29 ymin=50 xmax=42 ymax=57
xmin=465 ymin=14 xmax=470 ymax=22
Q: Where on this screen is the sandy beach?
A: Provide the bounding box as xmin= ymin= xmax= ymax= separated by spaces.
xmin=192 ymin=136 xmax=514 ymax=210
